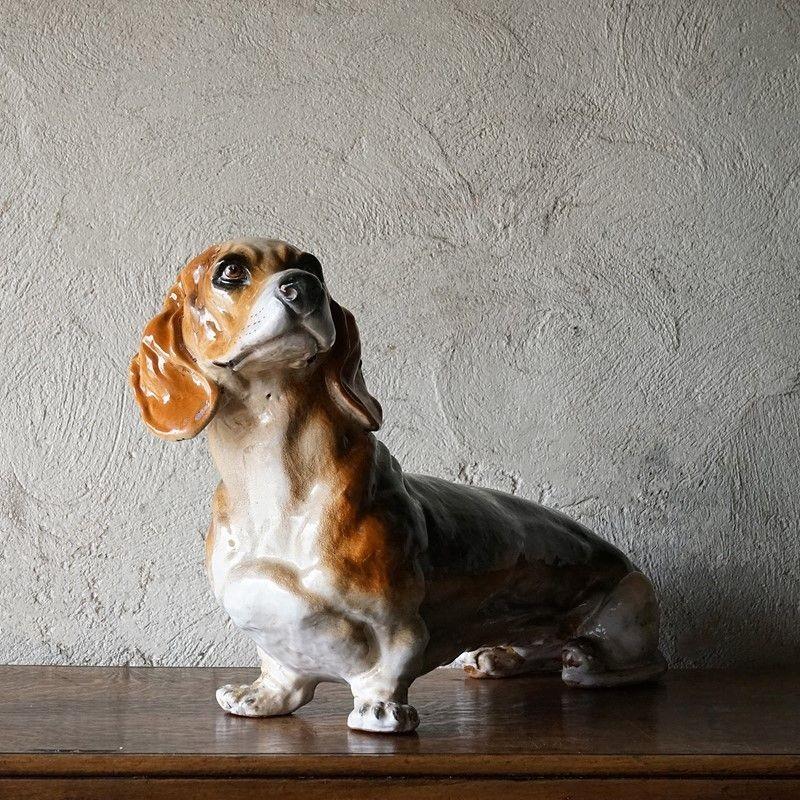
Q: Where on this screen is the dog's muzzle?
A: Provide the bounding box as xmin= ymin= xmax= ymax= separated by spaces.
xmin=275 ymin=269 xmax=335 ymax=352
xmin=276 ymin=269 xmax=326 ymax=318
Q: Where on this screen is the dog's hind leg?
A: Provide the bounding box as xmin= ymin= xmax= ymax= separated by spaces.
xmin=458 ymin=642 xmax=562 ymax=678
xmin=216 ymin=648 xmax=317 ymax=717
xmin=561 ymin=571 xmax=667 ymax=688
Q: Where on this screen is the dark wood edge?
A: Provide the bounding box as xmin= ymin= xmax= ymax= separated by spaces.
xmin=1 ymin=753 xmax=798 ymax=778
xmin=2 ymin=778 xmax=800 ymax=800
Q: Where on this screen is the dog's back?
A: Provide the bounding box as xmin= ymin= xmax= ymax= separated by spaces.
xmin=405 ymin=471 xmax=631 ymax=579
xmin=403 ymin=470 xmax=632 ymax=668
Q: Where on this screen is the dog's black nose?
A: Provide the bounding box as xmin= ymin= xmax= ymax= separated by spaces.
xmin=276 ymin=269 xmax=325 ymax=316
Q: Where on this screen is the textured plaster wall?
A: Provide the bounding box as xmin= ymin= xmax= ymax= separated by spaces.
xmin=1 ymin=0 xmax=798 ymax=668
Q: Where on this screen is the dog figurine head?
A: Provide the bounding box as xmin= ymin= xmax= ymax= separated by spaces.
xmin=130 ymin=238 xmax=382 ymax=440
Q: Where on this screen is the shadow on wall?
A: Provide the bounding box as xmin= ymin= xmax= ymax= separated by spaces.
xmin=666 ymin=390 xmax=800 ymax=668
xmin=670 ymin=561 xmax=800 ymax=669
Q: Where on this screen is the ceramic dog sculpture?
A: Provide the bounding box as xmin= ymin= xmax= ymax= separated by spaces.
xmin=131 ymin=238 xmax=666 ymax=734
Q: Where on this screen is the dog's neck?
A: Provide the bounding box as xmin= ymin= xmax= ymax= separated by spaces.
xmin=206 ymin=367 xmax=372 ymax=534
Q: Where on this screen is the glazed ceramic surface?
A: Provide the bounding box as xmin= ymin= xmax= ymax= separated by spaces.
xmin=131 ymin=238 xmax=666 ymax=733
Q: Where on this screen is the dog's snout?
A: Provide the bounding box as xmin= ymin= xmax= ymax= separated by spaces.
xmin=276 ymin=269 xmax=325 ymax=316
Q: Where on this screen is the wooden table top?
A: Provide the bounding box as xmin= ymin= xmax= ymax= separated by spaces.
xmin=0 ymin=666 xmax=798 ymax=780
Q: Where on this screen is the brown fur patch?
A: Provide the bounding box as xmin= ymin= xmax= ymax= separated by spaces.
xmin=258 ymin=372 xmax=412 ymax=600
xmin=320 ymin=435 xmax=416 ymax=600
xmin=205 ymin=482 xmax=229 ymax=580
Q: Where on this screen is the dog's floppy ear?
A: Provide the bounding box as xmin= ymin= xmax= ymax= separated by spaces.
xmin=325 ymin=300 xmax=383 ymax=432
xmin=130 ymin=280 xmax=219 ymax=441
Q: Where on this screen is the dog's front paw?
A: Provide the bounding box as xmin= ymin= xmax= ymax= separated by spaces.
xmin=347 ymin=699 xmax=419 ymax=734
xmin=217 ymin=674 xmax=316 ymax=718
xmin=217 ymin=681 xmax=309 ymax=717
xmin=216 ymin=683 xmax=275 ymax=717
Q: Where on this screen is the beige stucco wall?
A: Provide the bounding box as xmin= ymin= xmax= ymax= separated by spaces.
xmin=1 ymin=0 xmax=798 ymax=666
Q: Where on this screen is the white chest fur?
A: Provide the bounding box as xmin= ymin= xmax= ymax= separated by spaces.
xmin=207 ymin=394 xmax=335 ymax=574
xmin=203 ymin=393 xmax=364 ymax=677
xmin=207 ymin=479 xmax=331 ymax=598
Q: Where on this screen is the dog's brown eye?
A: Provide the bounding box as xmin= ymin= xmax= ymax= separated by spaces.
xmin=222 ymin=264 xmax=245 ymax=282
xmin=213 ymin=259 xmax=250 ymax=288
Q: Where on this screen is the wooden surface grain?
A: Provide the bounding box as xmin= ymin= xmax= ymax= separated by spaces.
xmin=0 ymin=666 xmax=798 ymax=774
xmin=0 ymin=666 xmax=798 ymax=797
